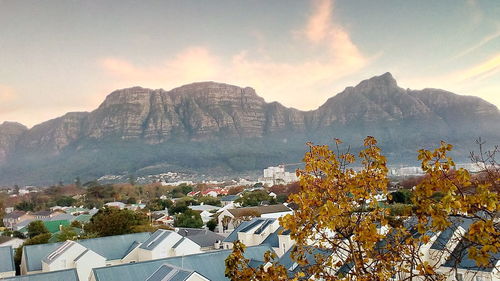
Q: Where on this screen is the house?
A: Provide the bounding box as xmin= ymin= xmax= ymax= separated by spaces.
xmin=0 ymin=236 xmax=25 ymax=249
xmin=188 ymin=205 xmax=221 ymax=212
xmin=136 ymin=229 xmax=201 ymax=261
xmin=220 ymin=195 xmax=239 ymax=207
xmin=221 ymin=218 xmax=294 ymax=256
xmin=104 ymin=202 xmax=126 ymax=209
xmin=145 ymin=264 xmax=209 ymax=281
xmin=0 ymin=246 xmax=15 ymax=278
xmin=438 ymin=239 xmax=500 ymax=281
xmin=90 ymin=245 xmax=273 ymax=281
xmin=17 ymin=219 xmax=71 ymax=235
xmin=20 ymin=232 xmax=151 ymax=279
xmin=174 ymin=228 xmax=225 ymax=251
xmin=2 ymin=211 xmax=34 ymax=230
xmin=0 ymin=268 xmax=79 ymax=281
xmin=33 ymin=210 xmax=64 ymax=220
xmin=217 ymin=204 xmax=292 ymax=233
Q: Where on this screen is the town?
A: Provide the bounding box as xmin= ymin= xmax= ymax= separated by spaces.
xmin=0 ymin=162 xmax=498 ymax=281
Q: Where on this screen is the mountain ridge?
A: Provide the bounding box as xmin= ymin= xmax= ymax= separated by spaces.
xmin=1 ymin=73 xmax=498 ymax=185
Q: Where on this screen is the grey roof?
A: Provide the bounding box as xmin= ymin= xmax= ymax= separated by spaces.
xmin=222 ymin=221 xmax=252 ymax=243
xmin=3 ymin=211 xmax=26 ymax=220
xmin=220 ymin=195 xmax=239 ymax=201
xmin=227 ymin=204 xmax=291 ymax=217
xmin=0 ymin=246 xmax=15 ymax=273
xmin=442 ymin=239 xmax=500 ymax=272
xmin=139 ymin=230 xmax=173 ymax=251
xmin=0 ymin=268 xmax=79 ymax=281
xmin=188 ymin=205 xmax=220 ymax=211
xmin=24 ymin=232 xmax=151 ymax=272
xmin=430 ymin=217 xmax=472 ymax=250
xmin=224 ymin=218 xmax=276 ymax=244
xmin=42 ymin=241 xmax=76 ymax=264
xmin=33 ymin=211 xmax=52 ymax=217
xmin=261 ymin=227 xmax=283 ymax=248
xmin=92 ymin=245 xmax=273 ymax=281
xmin=145 ymin=264 xmax=195 ymax=281
xmin=171 ymin=237 xmax=185 ymax=249
xmin=180 ymin=231 xmax=224 ymax=248
xmin=279 ymin=246 xmax=332 ymax=278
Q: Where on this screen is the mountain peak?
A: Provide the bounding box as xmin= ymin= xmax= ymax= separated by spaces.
xmin=357 ymin=72 xmax=398 ymax=89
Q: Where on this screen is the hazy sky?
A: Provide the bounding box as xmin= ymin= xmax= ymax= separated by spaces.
xmin=1 ymin=0 xmax=499 ymax=127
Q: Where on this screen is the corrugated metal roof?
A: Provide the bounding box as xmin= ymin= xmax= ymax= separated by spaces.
xmin=24 ymin=232 xmax=151 ymax=272
xmin=139 ymin=230 xmax=172 ymax=250
xmin=145 ymin=264 xmax=194 ymax=281
xmin=0 ymin=246 xmax=15 ymax=273
xmin=92 ymin=245 xmax=273 ymax=281
xmin=1 ymin=268 xmax=79 ymax=281
xmin=442 ymin=239 xmax=500 ymax=272
xmin=222 ymin=221 xmax=252 ymax=243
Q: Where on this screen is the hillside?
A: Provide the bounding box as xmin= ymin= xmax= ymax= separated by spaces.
xmin=1 ymin=73 xmax=498 ymax=185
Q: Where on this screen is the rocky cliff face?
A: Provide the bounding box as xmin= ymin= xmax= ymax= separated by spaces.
xmin=0 ymin=122 xmax=27 ymax=163
xmin=1 ymin=73 xmax=499 ymax=185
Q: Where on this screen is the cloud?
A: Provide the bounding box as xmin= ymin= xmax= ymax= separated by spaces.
xmin=99 ymin=0 xmax=370 ymax=110
xmin=447 ymin=53 xmax=500 ymax=83
xmin=0 ymin=85 xmax=16 ymax=103
xmin=451 ymin=28 xmax=500 ymax=60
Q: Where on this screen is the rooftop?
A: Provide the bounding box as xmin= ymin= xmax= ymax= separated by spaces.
xmin=92 ymin=244 xmax=272 ymax=281
xmin=0 ymin=246 xmax=15 ymax=273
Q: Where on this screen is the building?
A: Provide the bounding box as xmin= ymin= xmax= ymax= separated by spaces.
xmin=0 ymin=236 xmax=25 ymax=249
xmin=21 ymin=232 xmax=151 ymax=279
xmin=220 ymin=195 xmax=239 ymax=207
xmin=136 ymin=230 xmax=202 ymax=261
xmin=217 ymin=204 xmax=293 ymax=233
xmin=174 ymin=228 xmax=225 ymax=251
xmin=2 ymin=211 xmax=34 ymax=230
xmin=0 ymin=269 xmax=79 ymax=281
xmin=90 ymin=245 xmax=273 ymax=281
xmin=260 ymin=166 xmax=298 ymax=185
xmin=221 ymin=218 xmax=294 ymax=256
xmin=145 ymin=264 xmax=209 ymax=281
xmin=0 ymin=246 xmax=15 ymax=278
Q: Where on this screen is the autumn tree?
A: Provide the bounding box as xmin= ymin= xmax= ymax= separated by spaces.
xmin=225 ymin=137 xmax=499 ymax=281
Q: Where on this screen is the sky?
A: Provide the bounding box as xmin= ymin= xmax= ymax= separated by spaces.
xmin=0 ymin=0 xmax=499 ymax=128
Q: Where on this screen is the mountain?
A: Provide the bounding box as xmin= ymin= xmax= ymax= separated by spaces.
xmin=1 ymin=73 xmax=499 ymax=185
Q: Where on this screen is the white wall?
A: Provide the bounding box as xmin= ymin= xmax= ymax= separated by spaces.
xmin=74 ymin=250 xmax=106 ymax=281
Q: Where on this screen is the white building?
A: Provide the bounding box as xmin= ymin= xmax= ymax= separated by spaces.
xmin=260 ymin=165 xmax=298 ymax=185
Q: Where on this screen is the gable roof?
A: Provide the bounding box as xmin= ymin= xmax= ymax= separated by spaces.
xmin=24 ymin=232 xmax=151 ymax=272
xmin=227 ymin=204 xmax=291 ymax=217
xmin=145 ymin=264 xmax=197 ymax=281
xmin=442 ymin=239 xmax=500 ymax=272
xmin=222 ymin=221 xmax=252 ymax=243
xmin=3 ymin=211 xmax=26 ymax=220
xmin=175 ymin=228 xmax=224 ymax=248
xmin=92 ymin=245 xmax=273 ymax=281
xmin=430 ymin=217 xmax=472 ymax=250
xmin=220 ymin=195 xmax=239 ymax=201
xmin=0 ymin=246 xmax=15 ymax=273
xmin=1 ymin=268 xmax=79 ymax=281
xmin=139 ymin=230 xmax=173 ymax=251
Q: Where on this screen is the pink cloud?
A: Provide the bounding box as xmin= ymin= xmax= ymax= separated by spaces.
xmin=99 ymin=0 xmax=370 ymax=110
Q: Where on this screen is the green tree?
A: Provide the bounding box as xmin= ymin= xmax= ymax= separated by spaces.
xmin=56 ymin=226 xmax=78 ymax=242
xmin=147 ymin=199 xmax=173 ymax=211
xmin=55 ymin=196 xmax=76 ymax=207
xmin=174 ymin=210 xmax=203 ymax=228
xmin=388 ymin=189 xmax=413 ymax=204
xmin=15 ymin=201 xmax=34 ymax=211
xmin=70 ymin=220 xmax=82 ymax=228
xmin=206 ymin=218 xmax=217 ymax=231
xmin=86 ymin=208 xmax=151 ymax=236
xmin=27 ymin=220 xmax=49 ymax=239
xmin=235 ymin=190 xmax=274 ymax=207
xmin=198 ymin=196 xmax=222 ymax=207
